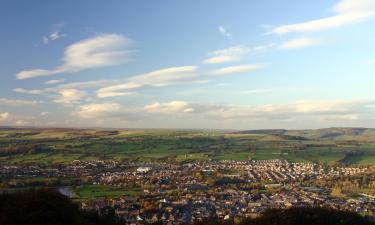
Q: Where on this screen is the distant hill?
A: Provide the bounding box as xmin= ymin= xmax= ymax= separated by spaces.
xmin=235 ymin=129 xmax=288 ymax=135
xmin=234 ymin=127 xmax=375 ymax=141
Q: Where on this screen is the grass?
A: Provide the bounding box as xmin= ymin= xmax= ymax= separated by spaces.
xmin=73 ymin=185 xmax=139 ymax=200
xmin=344 ymin=155 xmax=375 ymax=165
xmin=1 ymin=128 xmax=375 ymax=165
xmin=215 ymin=152 xmax=252 ymax=161
xmin=175 ymin=152 xmax=211 ymax=161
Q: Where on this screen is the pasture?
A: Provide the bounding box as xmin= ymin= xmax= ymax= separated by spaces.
xmin=1 ymin=128 xmax=375 ymax=166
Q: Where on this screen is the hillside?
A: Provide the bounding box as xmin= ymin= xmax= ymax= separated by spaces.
xmin=1 ymin=127 xmax=375 ymax=165
xmin=235 ymin=127 xmax=375 ymax=141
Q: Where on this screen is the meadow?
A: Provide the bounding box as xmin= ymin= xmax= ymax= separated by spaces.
xmin=1 ymin=127 xmax=375 ymax=166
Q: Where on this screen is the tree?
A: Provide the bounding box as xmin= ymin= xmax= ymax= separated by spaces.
xmin=0 ymin=189 xmax=124 ymax=225
xmin=331 ymin=186 xmax=343 ymax=197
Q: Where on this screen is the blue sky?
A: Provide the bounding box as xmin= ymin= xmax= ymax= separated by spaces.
xmin=1 ymin=0 xmax=375 ymax=129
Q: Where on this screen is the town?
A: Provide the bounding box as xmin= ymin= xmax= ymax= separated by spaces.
xmin=1 ymin=159 xmax=374 ymax=224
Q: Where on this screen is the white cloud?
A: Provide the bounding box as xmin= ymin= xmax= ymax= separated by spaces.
xmin=139 ymin=99 xmax=374 ymax=123
xmin=76 ymin=103 xmax=121 ymax=119
xmin=96 ymin=91 xmax=133 ymax=98
xmin=53 ymin=89 xmax=87 ymax=105
xmin=279 ymin=38 xmax=320 ymax=49
xmin=144 ymin=101 xmax=195 ymax=114
xmin=45 ymin=78 xmax=65 ymax=85
xmin=17 ymin=33 xmax=133 ymax=79
xmin=204 ymin=55 xmax=238 ymax=64
xmin=14 ymin=88 xmax=35 ymax=94
xmin=203 ymin=46 xmax=249 ymax=64
xmin=0 ymin=112 xmax=10 ymax=121
xmin=97 ymin=66 xmax=198 ymax=98
xmin=240 ymin=87 xmax=313 ymax=95
xmin=15 ymin=120 xmax=30 ymax=126
xmin=270 ymin=0 xmax=375 ymax=34
xmin=253 ymin=43 xmax=276 ymax=52
xmin=42 ymin=23 xmax=66 ymax=44
xmin=66 ymin=99 xmax=375 ymax=128
xmin=241 ymin=88 xmax=281 ymax=95
xmin=15 ymin=80 xmax=112 ymax=97
xmin=41 ymin=112 xmax=49 ymax=116
xmin=211 ymin=64 xmax=265 ymax=76
xmin=49 ymin=31 xmax=61 ymax=41
xmin=17 ymin=69 xmax=60 ymax=79
xmin=14 ymin=80 xmax=116 ymax=107
xmin=0 ymin=98 xmax=42 ymax=106
xmin=57 ymin=80 xmax=112 ymax=89
xmin=218 ymin=25 xmax=231 ymax=37
xmin=14 ymin=88 xmax=54 ymax=95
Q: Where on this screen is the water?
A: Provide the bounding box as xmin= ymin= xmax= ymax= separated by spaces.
xmin=57 ymin=187 xmax=73 ymax=198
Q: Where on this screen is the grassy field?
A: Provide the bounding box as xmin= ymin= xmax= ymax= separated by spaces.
xmin=1 ymin=128 xmax=375 ymax=165
xmin=72 ymin=185 xmax=139 ymax=200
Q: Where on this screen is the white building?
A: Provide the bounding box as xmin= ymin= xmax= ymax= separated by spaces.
xmin=137 ymin=167 xmax=152 ymax=173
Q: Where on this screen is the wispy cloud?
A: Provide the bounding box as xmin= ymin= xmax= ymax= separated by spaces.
xmin=240 ymin=87 xmax=313 ymax=95
xmin=0 ymin=98 xmax=42 ymax=106
xmin=270 ymin=0 xmax=375 ymax=34
xmin=218 ymin=25 xmax=231 ymax=37
xmin=17 ymin=33 xmax=134 ymax=79
xmin=203 ymin=46 xmax=249 ymax=64
xmin=144 ymin=101 xmax=195 ymax=113
xmin=211 ymin=64 xmax=265 ymax=76
xmin=279 ymin=38 xmax=321 ymax=49
xmin=45 ymin=78 xmax=65 ymax=85
xmin=97 ymin=66 xmax=198 ymax=98
xmin=15 ymin=79 xmax=112 ymax=96
xmin=14 ymin=88 xmax=54 ymax=95
xmin=241 ymin=88 xmax=281 ymax=95
xmin=138 ymin=99 xmax=375 ymax=122
xmin=253 ymin=43 xmax=276 ymax=52
xmin=76 ymin=103 xmax=121 ymax=119
xmin=42 ymin=23 xmax=66 ymax=45
xmin=57 ymin=80 xmax=113 ymax=90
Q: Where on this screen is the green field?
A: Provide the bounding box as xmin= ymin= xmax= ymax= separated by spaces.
xmin=73 ymin=185 xmax=139 ymax=200
xmin=1 ymin=127 xmax=375 ymax=166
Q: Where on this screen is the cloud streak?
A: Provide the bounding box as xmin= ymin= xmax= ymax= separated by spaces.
xmin=279 ymin=38 xmax=321 ymax=49
xmin=203 ymin=46 xmax=249 ymax=64
xmin=17 ymin=34 xmax=134 ymax=79
xmin=45 ymin=79 xmax=65 ymax=85
xmin=97 ymin=66 xmax=198 ymax=98
xmin=0 ymin=98 xmax=42 ymax=106
xmin=270 ymin=0 xmax=375 ymax=34
xmin=211 ymin=64 xmax=265 ymax=76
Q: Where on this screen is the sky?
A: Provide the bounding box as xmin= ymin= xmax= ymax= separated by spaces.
xmin=0 ymin=0 xmax=375 ymax=129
